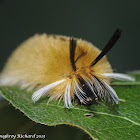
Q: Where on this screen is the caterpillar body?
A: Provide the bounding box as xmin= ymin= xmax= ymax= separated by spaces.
xmin=0 ymin=29 xmax=135 ymax=108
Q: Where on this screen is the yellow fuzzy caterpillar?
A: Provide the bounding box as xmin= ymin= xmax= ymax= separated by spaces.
xmin=0 ymin=29 xmax=135 ymax=108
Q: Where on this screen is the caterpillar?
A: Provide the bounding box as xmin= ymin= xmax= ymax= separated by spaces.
xmin=0 ymin=29 xmax=135 ymax=108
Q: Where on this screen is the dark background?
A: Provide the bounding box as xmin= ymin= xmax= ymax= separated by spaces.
xmin=0 ymin=0 xmax=140 ymax=140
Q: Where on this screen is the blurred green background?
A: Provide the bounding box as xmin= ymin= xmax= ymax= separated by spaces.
xmin=0 ymin=0 xmax=139 ymax=140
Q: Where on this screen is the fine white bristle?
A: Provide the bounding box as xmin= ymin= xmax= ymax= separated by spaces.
xmin=102 ymin=73 xmax=135 ymax=81
xmin=64 ymin=83 xmax=73 ymax=108
xmin=32 ymin=79 xmax=66 ymax=103
xmin=92 ymin=76 xmax=104 ymax=97
xmin=101 ymin=80 xmax=119 ymax=104
xmin=0 ymin=76 xmax=20 ymax=86
xmin=0 ymin=76 xmax=34 ymax=90
xmin=92 ymin=76 xmax=119 ymax=104
xmin=74 ymin=79 xmax=87 ymax=104
xmin=82 ymin=76 xmax=97 ymax=97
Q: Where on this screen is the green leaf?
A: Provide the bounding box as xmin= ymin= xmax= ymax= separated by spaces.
xmin=0 ymin=73 xmax=140 ymax=140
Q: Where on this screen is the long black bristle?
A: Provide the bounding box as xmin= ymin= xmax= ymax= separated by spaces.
xmin=70 ymin=38 xmax=77 ymax=71
xmin=90 ymin=29 xmax=121 ymax=67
